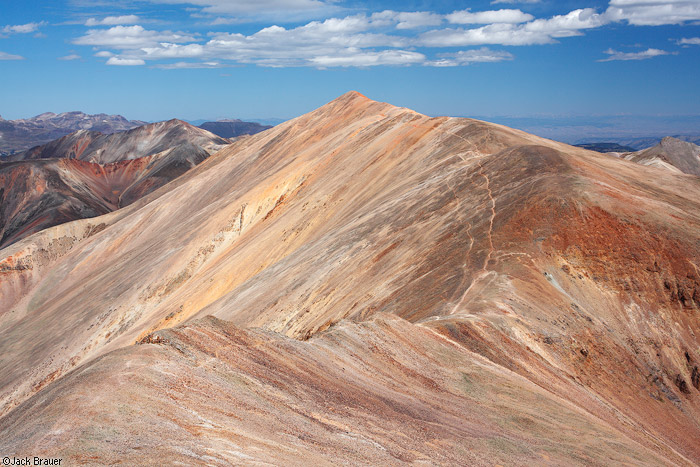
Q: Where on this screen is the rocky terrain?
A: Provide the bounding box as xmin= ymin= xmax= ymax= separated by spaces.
xmin=1 ymin=92 xmax=699 ymax=464
xmin=9 ymin=119 xmax=228 ymax=164
xmin=198 ymin=119 xmax=272 ymax=139
xmin=0 ymin=120 xmax=228 ymax=247
xmin=622 ymin=136 xmax=700 ymax=176
xmin=0 ymin=112 xmax=146 ymax=156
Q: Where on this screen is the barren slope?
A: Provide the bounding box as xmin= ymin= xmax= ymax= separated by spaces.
xmin=1 ymin=92 xmax=699 ymax=463
xmin=10 ymin=119 xmax=228 ymax=164
xmin=0 ymin=120 xmax=224 ymax=247
xmin=624 ymin=136 xmax=700 ymax=176
xmin=0 ymin=315 xmax=668 ymax=466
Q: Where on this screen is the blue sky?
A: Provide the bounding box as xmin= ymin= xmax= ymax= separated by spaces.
xmin=1 ymin=0 xmax=700 ymax=137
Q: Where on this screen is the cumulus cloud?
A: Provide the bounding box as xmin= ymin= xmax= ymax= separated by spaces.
xmin=421 ymin=9 xmax=607 ymax=47
xmin=427 ymin=47 xmax=514 ymax=66
xmin=106 ymin=56 xmax=146 ymax=65
xmin=58 ymin=54 xmax=81 ymax=60
xmin=85 ymin=15 xmax=140 ymax=26
xmin=678 ymin=37 xmax=700 ymax=45
xmin=599 ymin=48 xmax=671 ymax=61
xmin=370 ymin=11 xmax=443 ymax=29
xmin=75 ymin=9 xmax=610 ymax=68
xmin=2 ymin=22 xmax=46 ymax=35
xmin=309 ymin=50 xmax=425 ymax=67
xmin=96 ymin=14 xmax=423 ymax=67
xmin=524 ymin=8 xmax=608 ymax=38
xmin=0 ymin=51 xmax=24 ymax=60
xmin=72 ymin=4 xmax=698 ymax=69
xmin=74 ymin=25 xmax=197 ymax=49
xmin=154 ymin=61 xmax=227 ymax=68
xmin=606 ymin=0 xmax=700 ymax=26
xmin=446 ymin=9 xmax=534 ymax=25
xmin=210 ymin=17 xmax=242 ymax=25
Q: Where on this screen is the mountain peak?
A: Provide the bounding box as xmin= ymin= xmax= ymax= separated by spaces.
xmin=625 ymin=134 xmax=700 ymax=176
xmin=336 ymin=90 xmax=370 ymax=103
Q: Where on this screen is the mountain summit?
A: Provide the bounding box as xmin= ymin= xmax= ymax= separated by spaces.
xmin=624 ymin=136 xmax=700 ymax=176
xmin=1 ymin=92 xmax=699 ymax=464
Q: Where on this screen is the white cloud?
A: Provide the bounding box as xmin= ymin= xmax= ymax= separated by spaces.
xmin=446 ymin=9 xmax=534 ymax=25
xmin=421 ymin=9 xmax=607 ymax=47
xmin=370 ymin=11 xmax=443 ymax=29
xmin=141 ymin=43 xmax=206 ymax=59
xmin=106 ymin=56 xmax=146 ymax=65
xmin=606 ymin=0 xmax=700 ymax=26
xmin=2 ymin=22 xmax=46 ymax=35
xmin=427 ymin=47 xmax=514 ymax=66
xmin=210 ymin=17 xmax=242 ymax=25
xmin=0 ymin=51 xmax=24 ymax=60
xmin=99 ymin=15 xmax=411 ymax=67
xmin=524 ymin=8 xmax=608 ymax=38
xmin=678 ymin=37 xmax=700 ymax=45
xmin=74 ymin=25 xmax=197 ymax=49
xmin=154 ymin=61 xmax=226 ymax=68
xmin=599 ymin=48 xmax=671 ymax=61
xmin=309 ymin=50 xmax=425 ymax=67
xmin=58 ymin=54 xmax=81 ymax=60
xmin=74 ymin=5 xmax=700 ymax=70
xmin=85 ymin=15 xmax=141 ymax=26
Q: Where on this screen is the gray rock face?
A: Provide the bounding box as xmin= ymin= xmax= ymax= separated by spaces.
xmin=624 ymin=136 xmax=700 ymax=176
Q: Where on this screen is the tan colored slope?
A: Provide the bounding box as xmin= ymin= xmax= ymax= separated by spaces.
xmin=1 ymin=92 xmax=700 ymax=462
xmin=0 ymin=315 xmax=669 ymax=466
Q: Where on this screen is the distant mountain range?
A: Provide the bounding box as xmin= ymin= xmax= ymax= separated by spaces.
xmin=478 ymin=114 xmax=700 ymax=147
xmin=0 ymin=120 xmax=229 ymax=247
xmin=9 ymin=119 xmax=229 ymax=164
xmin=0 ymin=112 xmax=146 ymax=156
xmin=0 ymin=112 xmax=274 ymax=157
xmin=575 ymin=134 xmax=700 ymax=151
xmin=188 ymin=117 xmax=285 ymax=127
xmin=198 ymin=120 xmax=272 ymax=139
xmin=574 ymin=142 xmax=637 ymax=153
